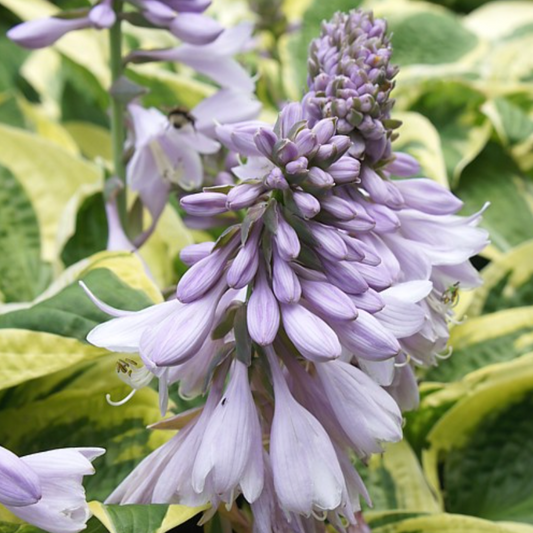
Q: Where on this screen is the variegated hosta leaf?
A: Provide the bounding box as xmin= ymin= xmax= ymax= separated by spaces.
xmin=0 ymin=123 xmax=101 ymax=263
xmin=422 ymin=355 xmax=533 ymax=524
xmin=360 ymin=440 xmax=441 ymax=513
xmin=424 ymin=307 xmax=533 ymax=383
xmin=402 ymin=80 xmax=491 ymax=187
xmin=88 ymin=502 xmax=207 ymax=533
xmin=391 ymin=111 xmax=448 ymax=188
xmin=0 ymin=252 xmax=160 ymax=342
xmin=455 ymin=143 xmax=533 ymax=252
xmin=370 ymin=513 xmax=523 ymax=533
xmin=465 ymin=240 xmax=533 ymax=317
xmin=0 ymin=356 xmax=169 ymax=502
xmin=0 ymin=164 xmax=51 ymax=303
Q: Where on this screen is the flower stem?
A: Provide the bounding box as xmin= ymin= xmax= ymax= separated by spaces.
xmin=108 ymin=0 xmax=127 ymax=226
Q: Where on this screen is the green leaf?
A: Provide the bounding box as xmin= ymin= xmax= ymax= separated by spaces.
xmin=483 ymin=98 xmax=533 ymax=147
xmin=0 ymin=356 xmax=168 ymax=502
xmin=0 ymin=523 xmax=46 ymax=533
xmin=0 ymin=266 xmax=153 ymax=342
xmin=423 ymin=355 xmax=533 ymax=524
xmin=0 ymin=164 xmax=51 ymax=303
xmin=371 ymin=513 xmax=518 ymax=533
xmin=0 ymin=124 xmax=101 ymax=263
xmin=127 ymin=67 xmax=214 ymax=111
xmin=61 ymin=192 xmax=108 ymax=268
xmin=64 ymin=122 xmax=112 ymax=162
xmin=424 ymin=307 xmax=533 ymax=383
xmin=360 ymin=440 xmax=441 ymax=513
xmin=408 ymin=80 xmax=491 ymax=185
xmin=443 ymin=395 xmax=533 ymax=522
xmin=387 ymin=9 xmax=479 ymax=67
xmin=455 ymin=143 xmax=533 ymax=252
xmin=0 ymin=329 xmax=106 ymax=392
xmin=392 ymin=111 xmax=448 ymax=188
xmin=89 ymin=502 xmax=206 ymax=533
xmin=466 ymin=240 xmax=533 ymax=316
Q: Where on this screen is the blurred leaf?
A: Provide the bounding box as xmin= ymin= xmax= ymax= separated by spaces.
xmin=127 ymin=66 xmax=214 ymax=111
xmin=64 ymin=121 xmax=112 ymax=162
xmin=361 ymin=440 xmax=441 ymax=513
xmin=0 ymin=251 xmax=161 ymax=341
xmin=139 ymin=205 xmax=195 ymax=289
xmin=392 ymin=111 xmax=448 ymax=188
xmin=455 ymin=143 xmax=533 ymax=251
xmin=0 ymin=523 xmax=46 ymax=533
xmin=408 ymin=80 xmax=491 ymax=186
xmin=483 ymin=98 xmax=533 ymax=147
xmin=423 ymin=355 xmax=533 ymax=523
xmin=387 ymin=7 xmax=479 ymax=67
xmin=61 ymin=192 xmax=108 ymax=268
xmin=16 ymin=96 xmax=79 ymax=154
xmin=89 ymin=502 xmax=205 ymax=533
xmin=0 ymin=164 xmax=51 ymax=303
xmin=60 ymin=57 xmax=109 ymax=127
xmin=424 ymin=307 xmax=533 ymax=382
xmin=463 ymin=2 xmax=533 ymax=41
xmin=466 ymin=240 xmax=533 ymax=316
xmin=0 ymin=124 xmax=100 ymax=262
xmin=371 ymin=513 xmax=519 ymax=533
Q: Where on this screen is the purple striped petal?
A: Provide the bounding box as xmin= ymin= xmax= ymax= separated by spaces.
xmin=272 ymin=247 xmax=301 ymax=303
xmin=177 ymin=239 xmax=237 ymax=303
xmin=247 ymin=265 xmax=280 ymax=345
xmin=281 ymin=303 xmax=341 ymax=361
xmin=181 ymin=192 xmax=228 ymax=216
xmin=180 ymin=242 xmax=215 ymax=266
xmin=301 ymin=279 xmax=357 ymax=321
xmin=335 ymin=310 xmax=400 ymax=361
xmin=0 ymin=447 xmax=41 ymax=507
xmin=275 ymin=213 xmax=301 ymax=260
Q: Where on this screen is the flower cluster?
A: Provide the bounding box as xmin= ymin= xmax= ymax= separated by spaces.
xmin=81 ymin=7 xmax=488 ymax=532
xmin=304 ymin=10 xmax=398 ymax=163
xmin=0 ymin=446 xmax=104 ymax=533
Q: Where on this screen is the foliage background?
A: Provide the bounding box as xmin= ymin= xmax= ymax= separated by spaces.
xmin=0 ymin=0 xmax=533 ymax=531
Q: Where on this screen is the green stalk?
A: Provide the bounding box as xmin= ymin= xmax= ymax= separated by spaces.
xmin=108 ymin=0 xmax=127 ymax=225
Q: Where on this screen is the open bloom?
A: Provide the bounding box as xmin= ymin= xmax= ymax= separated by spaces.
xmin=0 ymin=446 xmax=104 ymax=533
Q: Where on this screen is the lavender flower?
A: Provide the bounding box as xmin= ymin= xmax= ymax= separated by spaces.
xmin=7 ymin=0 xmax=224 ymax=49
xmin=126 ymin=88 xmax=260 ymax=224
xmin=7 ymin=1 xmax=115 ymax=49
xmin=0 ymin=446 xmax=104 ymax=533
xmin=304 ymin=10 xmax=398 ymax=163
xmin=85 ymin=8 xmax=488 ymax=530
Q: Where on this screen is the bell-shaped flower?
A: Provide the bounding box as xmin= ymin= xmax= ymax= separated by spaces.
xmin=86 ymin=280 xmax=227 ymax=368
xmin=316 ymin=360 xmax=402 ymax=458
xmin=192 ymin=360 xmax=264 ymax=505
xmin=266 ymin=348 xmax=350 ymax=517
xmin=0 ymin=446 xmax=104 ymax=533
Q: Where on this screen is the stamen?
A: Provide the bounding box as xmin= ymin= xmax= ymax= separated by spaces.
xmin=436 ymin=346 xmax=453 ymax=360
xmin=394 ymin=353 xmax=411 ymax=368
xmin=448 ymin=314 xmax=467 ymax=325
xmin=106 ymin=389 xmax=137 ymax=407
